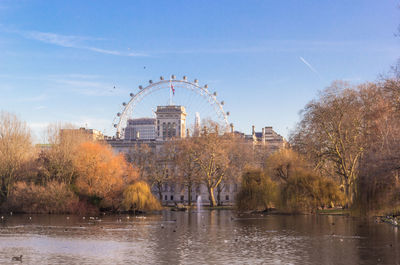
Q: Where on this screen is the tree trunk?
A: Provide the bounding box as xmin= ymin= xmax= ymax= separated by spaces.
xmin=217 ymin=185 xmax=222 ymax=206
xmin=157 ymin=184 xmax=163 ymax=202
xmin=208 ymin=187 xmax=217 ymax=207
xmin=187 ymin=184 xmax=192 ymax=206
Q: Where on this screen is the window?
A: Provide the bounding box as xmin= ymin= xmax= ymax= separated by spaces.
xmin=225 ymin=184 xmax=230 ymax=192
xmin=180 ymin=195 xmax=184 ymax=201
xmin=164 ymin=195 xmax=167 ymax=201
xmin=170 ymin=195 xmax=174 ymax=201
xmin=225 ymin=195 xmax=230 ymax=201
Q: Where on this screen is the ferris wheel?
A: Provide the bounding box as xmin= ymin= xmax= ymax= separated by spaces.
xmin=113 ymin=75 xmax=230 ymax=139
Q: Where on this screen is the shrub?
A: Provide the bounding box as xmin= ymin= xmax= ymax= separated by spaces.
xmin=235 ymin=169 xmax=277 ymax=211
xmin=279 ymin=170 xmax=343 ymax=213
xmin=122 ymin=181 xmax=161 ymax=212
xmin=5 ymin=181 xmax=79 ymax=214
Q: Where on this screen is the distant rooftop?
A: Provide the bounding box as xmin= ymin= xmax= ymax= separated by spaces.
xmin=156 ymin=105 xmax=186 ymax=113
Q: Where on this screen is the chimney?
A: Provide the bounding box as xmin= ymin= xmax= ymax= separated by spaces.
xmin=230 ymin=123 xmax=234 ymax=133
xmin=252 ymin=125 xmax=255 ymax=136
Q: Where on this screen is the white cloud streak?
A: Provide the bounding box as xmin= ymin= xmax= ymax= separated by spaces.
xmin=299 ymin=56 xmax=322 ymax=79
xmin=1 ymin=26 xmax=147 ymax=57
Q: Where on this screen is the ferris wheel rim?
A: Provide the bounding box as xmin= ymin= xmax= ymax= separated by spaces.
xmin=114 ymin=77 xmax=230 ymax=138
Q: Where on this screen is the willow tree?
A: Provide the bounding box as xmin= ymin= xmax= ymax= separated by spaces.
xmin=122 ymin=181 xmax=161 ymax=212
xmin=0 ymin=112 xmax=33 ymax=203
xmin=291 ymin=82 xmax=367 ymax=205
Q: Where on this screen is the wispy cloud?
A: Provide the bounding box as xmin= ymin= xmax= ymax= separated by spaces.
xmin=299 ymin=56 xmax=323 ymax=80
xmin=0 ymin=25 xmax=147 ymax=57
xmin=50 ymin=76 xmax=125 ymax=96
xmin=34 ymin=106 xmax=47 ymax=110
xmin=20 ymin=93 xmax=47 ymax=102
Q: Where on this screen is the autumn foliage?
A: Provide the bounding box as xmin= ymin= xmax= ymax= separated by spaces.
xmin=122 ymin=181 xmax=161 ymax=212
xmin=73 ymin=142 xmax=138 ymax=209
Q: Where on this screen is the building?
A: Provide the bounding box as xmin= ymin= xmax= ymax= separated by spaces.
xmin=106 ymin=107 xmax=288 ymax=205
xmin=124 ymin=118 xmax=156 ymax=140
xmin=155 ymin=105 xmax=187 ymax=140
xmin=61 ymin=127 xmax=104 ymax=141
xmin=250 ymin=125 xmax=287 ymax=152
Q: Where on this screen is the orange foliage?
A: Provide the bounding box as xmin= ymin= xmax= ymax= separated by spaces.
xmin=73 ymin=142 xmax=138 ymax=208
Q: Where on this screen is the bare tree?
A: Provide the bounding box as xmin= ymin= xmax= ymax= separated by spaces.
xmin=291 ymin=82 xmax=367 ymax=205
xmin=189 ymin=121 xmax=231 ymax=207
xmin=173 ymin=138 xmax=200 ymax=206
xmin=126 ymin=143 xmax=153 ymax=180
xmin=0 ymin=111 xmax=33 ymax=202
xmin=146 ymin=145 xmax=173 ymax=201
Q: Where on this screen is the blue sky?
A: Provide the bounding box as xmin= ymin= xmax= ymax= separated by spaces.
xmin=0 ymin=0 xmax=399 ymax=141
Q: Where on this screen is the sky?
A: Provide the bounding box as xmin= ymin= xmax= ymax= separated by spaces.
xmin=0 ymin=0 xmax=399 ymax=142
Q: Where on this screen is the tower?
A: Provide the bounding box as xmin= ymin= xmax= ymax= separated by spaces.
xmin=194 ymin=112 xmax=201 ymax=136
xmin=155 ymin=105 xmax=187 ymax=141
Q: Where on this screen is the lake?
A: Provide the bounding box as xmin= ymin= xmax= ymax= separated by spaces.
xmin=0 ymin=210 xmax=399 ymax=264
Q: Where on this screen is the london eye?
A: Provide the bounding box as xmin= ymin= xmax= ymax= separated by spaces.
xmin=113 ymin=75 xmax=230 ymax=139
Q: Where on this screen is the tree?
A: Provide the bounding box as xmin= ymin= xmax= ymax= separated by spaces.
xmin=0 ymin=111 xmax=33 ymax=203
xmin=265 ymin=148 xmax=309 ymax=183
xmin=236 ymin=169 xmax=277 ymax=211
xmin=291 ymin=82 xmax=367 ymax=205
xmin=126 ymin=143 xmax=153 ymax=180
xmin=279 ymin=169 xmax=343 ymax=213
xmin=173 ymin=138 xmax=201 ymax=206
xmin=35 ymin=124 xmax=93 ymax=185
xmin=74 ymin=142 xmax=137 ymax=209
xmin=122 ymin=181 xmax=161 ymax=212
xmin=190 ymin=121 xmax=231 ymax=207
xmin=354 ymin=78 xmax=400 ymax=215
xmin=144 ymin=145 xmax=172 ymax=201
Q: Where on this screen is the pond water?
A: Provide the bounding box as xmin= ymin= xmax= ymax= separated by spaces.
xmin=0 ymin=210 xmax=399 ymax=264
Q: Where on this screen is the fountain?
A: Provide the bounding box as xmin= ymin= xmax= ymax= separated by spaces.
xmin=197 ymin=195 xmax=202 ymax=212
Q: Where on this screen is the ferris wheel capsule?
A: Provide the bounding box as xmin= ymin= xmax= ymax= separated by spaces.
xmin=160 ymin=76 xmax=164 ymax=80
xmin=204 ymin=84 xmax=208 ymax=89
xmin=122 ymin=102 xmax=127 ymax=106
xmin=226 ymin=111 xmax=230 ymax=116
xmin=183 ymin=76 xmax=187 ymax=81
xmin=117 ymin=112 xmax=121 ymax=117
xmin=194 ymin=79 xmax=198 ymax=83
xmin=113 ymin=124 xmax=117 ymax=128
xmin=130 ymin=93 xmax=134 ymax=97
xmin=221 ymin=101 xmax=224 ymax=105
xmin=213 ymin=92 xmax=217 ymax=96
xmin=139 ymin=85 xmax=143 ymax=90
xmin=171 ymin=74 xmax=176 ymax=79
xmin=149 ymin=80 xmax=153 ymax=84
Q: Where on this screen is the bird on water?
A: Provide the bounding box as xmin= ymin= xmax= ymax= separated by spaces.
xmin=12 ymin=255 xmax=23 ymax=261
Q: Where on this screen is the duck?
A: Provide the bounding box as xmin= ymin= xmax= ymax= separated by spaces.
xmin=11 ymin=255 xmax=23 ymax=261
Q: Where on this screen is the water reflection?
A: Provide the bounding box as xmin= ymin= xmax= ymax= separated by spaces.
xmin=0 ymin=211 xmax=399 ymax=264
